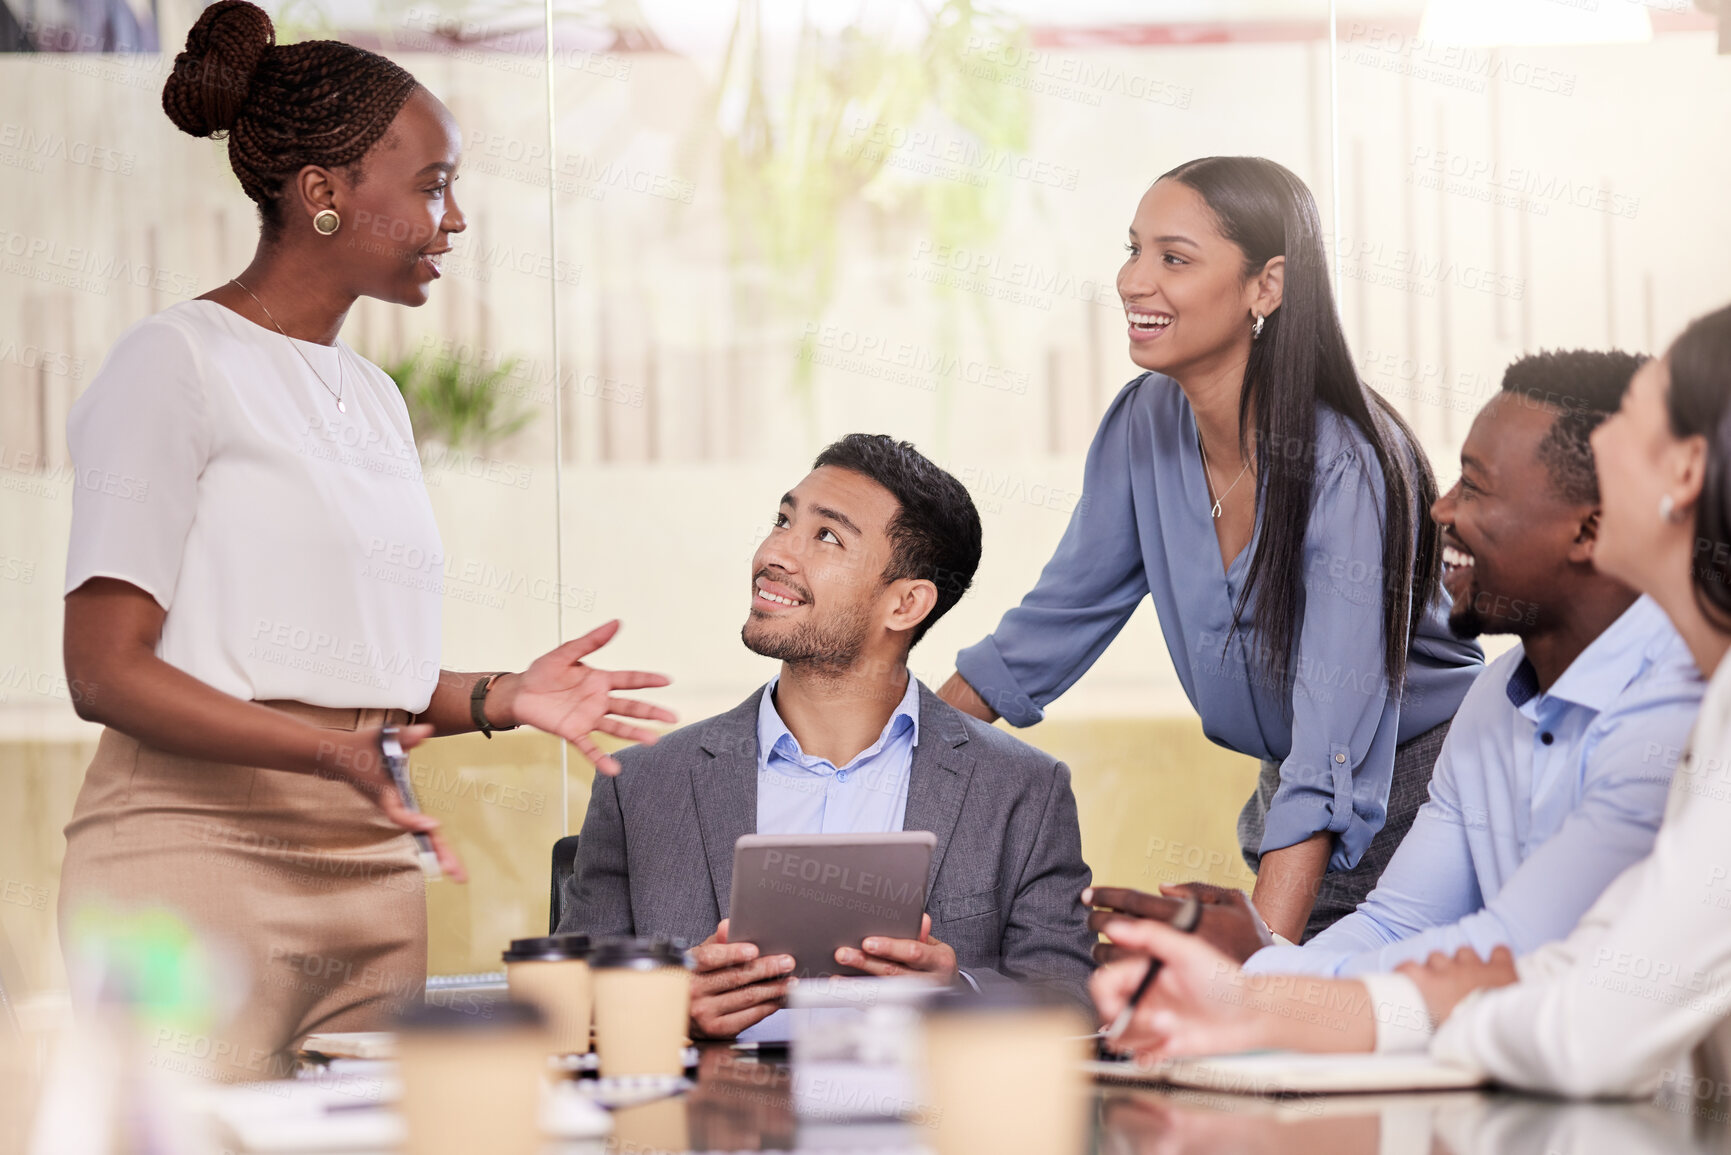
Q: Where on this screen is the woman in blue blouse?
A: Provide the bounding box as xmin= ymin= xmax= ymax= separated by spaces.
xmin=938 ymin=157 xmax=1484 ymax=942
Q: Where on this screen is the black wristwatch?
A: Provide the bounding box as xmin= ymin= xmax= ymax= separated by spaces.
xmin=470 ymin=672 xmax=519 ymax=738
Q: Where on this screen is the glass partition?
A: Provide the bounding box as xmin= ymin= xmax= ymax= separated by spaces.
xmin=1335 ymin=0 xmax=1730 ymax=515
xmin=6 ymin=0 xmax=1718 ymax=1015
xmin=552 ymin=0 xmax=1338 ymax=911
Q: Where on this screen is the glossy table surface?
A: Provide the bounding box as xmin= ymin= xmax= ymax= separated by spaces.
xmin=591 ymin=1046 xmax=1726 ymax=1155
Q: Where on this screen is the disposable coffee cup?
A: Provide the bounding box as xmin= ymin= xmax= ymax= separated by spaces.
xmin=397 ymin=1000 xmax=547 ymax=1155
xmin=610 ymin=1095 xmax=690 ymax=1154
xmin=502 ymin=933 xmax=593 ymax=1055
xmin=919 ymin=985 xmax=1090 ymax=1155
xmin=590 ymin=936 xmax=692 ymax=1078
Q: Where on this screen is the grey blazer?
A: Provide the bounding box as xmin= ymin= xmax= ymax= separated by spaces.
xmin=556 ymin=681 xmax=1095 ymax=1003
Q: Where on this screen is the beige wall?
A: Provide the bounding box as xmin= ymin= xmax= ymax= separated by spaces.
xmin=0 ymin=716 xmax=1256 ymax=987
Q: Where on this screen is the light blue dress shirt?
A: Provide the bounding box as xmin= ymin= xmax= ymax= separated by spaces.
xmin=755 ymin=672 xmax=919 ymax=837
xmin=741 ymin=673 xmax=921 ymax=1043
xmin=956 ymin=373 xmax=1485 ymax=871
xmin=1244 ymin=595 xmax=1703 ymax=978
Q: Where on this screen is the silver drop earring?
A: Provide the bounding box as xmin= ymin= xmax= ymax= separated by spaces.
xmin=1252 ymin=312 xmax=1265 ymax=340
xmin=1660 ymin=494 xmax=1677 ymax=522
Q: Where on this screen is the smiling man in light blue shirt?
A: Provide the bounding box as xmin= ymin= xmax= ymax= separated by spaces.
xmin=1235 ymin=352 xmax=1705 ymax=977
xmin=1243 ymin=593 xmax=1698 ymax=978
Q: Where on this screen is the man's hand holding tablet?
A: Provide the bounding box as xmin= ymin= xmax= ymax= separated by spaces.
xmin=726 ymin=832 xmax=939 ymax=998
xmin=688 ymin=918 xmax=797 ymax=1039
xmin=833 ymin=912 xmax=957 ymax=980
xmin=686 ymin=911 xmax=956 ymax=1040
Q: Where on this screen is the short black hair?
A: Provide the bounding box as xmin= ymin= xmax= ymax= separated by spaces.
xmin=812 ymin=434 xmax=983 ymax=649
xmin=1501 ymin=349 xmax=1646 ymax=505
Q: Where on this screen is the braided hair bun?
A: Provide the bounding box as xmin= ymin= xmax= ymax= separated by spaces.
xmin=162 ymin=0 xmax=273 ymax=137
xmin=162 ymin=0 xmax=419 ymax=233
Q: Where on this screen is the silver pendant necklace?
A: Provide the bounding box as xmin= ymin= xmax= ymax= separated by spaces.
xmin=1197 ymin=433 xmax=1252 ymax=520
xmin=229 ymin=278 xmax=347 ymax=414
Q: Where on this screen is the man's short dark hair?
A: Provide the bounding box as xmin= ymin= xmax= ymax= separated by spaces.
xmin=812 ymin=434 xmax=983 ymax=649
xmin=1501 ymin=349 xmax=1646 ymax=505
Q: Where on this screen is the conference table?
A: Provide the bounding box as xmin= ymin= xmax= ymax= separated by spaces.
xmin=249 ymin=977 xmax=1728 ymax=1154
xmin=601 ymin=1044 xmax=1720 ymax=1155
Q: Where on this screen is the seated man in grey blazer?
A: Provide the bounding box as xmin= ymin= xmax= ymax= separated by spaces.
xmin=556 ymin=433 xmax=1095 ymax=1039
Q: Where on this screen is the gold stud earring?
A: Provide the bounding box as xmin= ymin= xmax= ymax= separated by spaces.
xmin=313 ymin=209 xmax=341 ymax=236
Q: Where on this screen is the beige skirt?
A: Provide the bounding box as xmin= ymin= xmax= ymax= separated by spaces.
xmin=58 ymin=701 xmax=426 ymax=1082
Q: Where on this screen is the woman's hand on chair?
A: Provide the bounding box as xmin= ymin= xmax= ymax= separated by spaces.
xmin=1086 ymin=883 xmax=1275 ymax=965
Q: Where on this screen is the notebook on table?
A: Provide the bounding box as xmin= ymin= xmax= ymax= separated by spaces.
xmin=300 ymin=1031 xmax=397 ymax=1061
xmin=1086 ymin=1051 xmax=1487 ymax=1095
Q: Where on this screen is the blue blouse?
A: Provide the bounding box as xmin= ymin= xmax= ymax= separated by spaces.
xmin=956 ymin=373 xmax=1484 ymax=872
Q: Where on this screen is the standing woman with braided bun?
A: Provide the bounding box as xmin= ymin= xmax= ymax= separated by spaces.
xmin=58 ymin=0 xmax=673 ymax=1077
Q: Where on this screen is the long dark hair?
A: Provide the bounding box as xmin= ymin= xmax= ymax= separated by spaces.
xmin=1162 ymin=156 xmax=1440 ymax=697
xmin=1663 ymin=303 xmax=1731 ymax=629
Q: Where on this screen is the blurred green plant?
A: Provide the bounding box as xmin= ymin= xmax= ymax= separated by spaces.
xmin=708 ymin=0 xmax=1036 ymax=397
xmin=379 ymin=349 xmax=534 ymax=453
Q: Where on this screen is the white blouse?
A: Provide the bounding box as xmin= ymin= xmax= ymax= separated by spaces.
xmin=1425 ymin=644 xmax=1731 ymax=1097
xmin=1366 ymin=641 xmax=1731 ymax=1098
xmin=64 ymin=299 xmax=444 ymax=712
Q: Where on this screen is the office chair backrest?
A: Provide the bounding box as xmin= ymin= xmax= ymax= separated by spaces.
xmin=548 ymin=834 xmax=581 ymax=934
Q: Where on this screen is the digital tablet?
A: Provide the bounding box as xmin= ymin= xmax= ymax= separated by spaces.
xmin=727 ymin=832 xmax=936 ymax=978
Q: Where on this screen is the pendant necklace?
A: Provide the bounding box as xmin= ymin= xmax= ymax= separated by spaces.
xmin=1197 ymin=434 xmax=1252 ymax=520
xmin=230 ymin=277 xmax=347 ymax=414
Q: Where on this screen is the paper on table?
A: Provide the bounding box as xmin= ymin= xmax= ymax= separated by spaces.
xmin=1085 ymin=1052 xmax=1486 ymax=1095
xmin=195 ymin=1076 xmax=402 ymax=1154
xmin=299 ymin=1032 xmax=396 ymax=1061
xmin=195 ymin=1067 xmax=611 ymax=1152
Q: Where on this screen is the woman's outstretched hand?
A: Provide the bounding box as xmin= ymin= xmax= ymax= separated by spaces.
xmin=497 ymin=619 xmax=676 ymax=775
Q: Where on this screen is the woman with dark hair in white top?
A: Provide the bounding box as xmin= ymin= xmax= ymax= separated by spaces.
xmin=58 ymin=0 xmax=672 ymax=1077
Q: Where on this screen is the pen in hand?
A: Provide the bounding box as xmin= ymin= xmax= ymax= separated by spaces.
xmin=1103 ymin=894 xmax=1202 ymax=1044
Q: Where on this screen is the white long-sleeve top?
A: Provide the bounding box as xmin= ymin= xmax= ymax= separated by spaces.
xmin=1372 ymin=644 xmax=1731 ymax=1097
